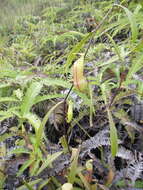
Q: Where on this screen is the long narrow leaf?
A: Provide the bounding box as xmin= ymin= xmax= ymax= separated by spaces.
xmin=36 ymin=151 xmax=62 ymax=175
xmin=8 ymin=147 xmax=31 ymax=155
xmin=101 ymin=83 xmax=118 ymax=157
xmin=17 ymin=179 xmax=42 ymax=190
xmin=68 ymin=148 xmax=80 ymax=184
xmin=115 ymin=4 xmax=138 ymax=42
xmin=23 ymin=182 xmax=34 ymax=190
xmin=0 ymin=97 xmax=19 ymax=103
xmin=21 ymin=82 xmax=43 ymax=116
xmin=107 ymin=108 xmax=118 ymax=157
xmin=24 ymin=113 xmax=41 ymax=131
xmin=106 ymin=33 xmax=123 ymax=62
xmin=37 ymin=101 xmax=64 ymax=146
xmin=125 ymin=57 xmax=143 ymax=82
xmin=17 ymin=159 xmax=34 ymax=177
xmin=66 ymin=32 xmax=93 ymax=70
xmin=30 ymin=160 xmax=41 ymax=176
xmin=42 ymin=78 xmax=71 ymax=88
xmin=34 ymin=94 xmax=65 ymax=104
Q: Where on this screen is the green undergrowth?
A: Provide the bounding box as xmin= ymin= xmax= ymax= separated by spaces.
xmin=0 ymin=0 xmax=143 ymax=189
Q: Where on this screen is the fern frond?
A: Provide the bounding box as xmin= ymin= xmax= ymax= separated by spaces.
xmin=81 ymin=129 xmax=110 ymax=156
xmin=126 ymin=154 xmax=143 ymax=185
xmin=117 ymin=146 xmax=134 ymax=160
xmin=113 ymin=152 xmax=143 ymax=186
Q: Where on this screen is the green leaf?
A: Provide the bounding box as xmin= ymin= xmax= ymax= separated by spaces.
xmin=0 ymin=107 xmax=19 ymax=122
xmin=133 ymin=39 xmax=143 ymax=52
xmin=115 ymin=4 xmax=138 ymax=42
xmin=0 ymin=114 xmax=14 ymax=122
xmin=34 ymin=94 xmax=65 ymax=104
xmin=106 ymin=33 xmax=123 ymax=62
xmin=22 ymin=182 xmax=34 ymax=190
xmin=0 ymin=97 xmax=19 ymax=103
xmin=37 ymin=101 xmax=65 ymax=146
xmin=24 ymin=112 xmax=41 ymax=131
xmin=36 ymin=151 xmax=62 ymax=175
xmin=125 ymin=57 xmax=143 ymax=83
xmin=64 ymin=31 xmax=85 ymax=38
xmin=60 ymin=136 xmax=69 ymax=154
xmin=8 ymin=147 xmax=31 ymax=155
xmin=30 ymin=160 xmax=41 ymax=176
xmin=101 ymin=83 xmax=118 ymax=157
xmin=42 ymin=78 xmax=71 ymax=88
xmin=21 ymin=82 xmax=43 ymax=116
xmin=17 ymin=179 xmax=42 ymax=190
xmin=38 ymin=178 xmax=51 ymax=190
xmin=68 ymin=148 xmax=80 ymax=184
xmin=17 ymin=159 xmax=34 ymax=177
xmin=107 ymin=108 xmax=118 ymax=157
xmin=65 ymin=32 xmax=93 ymax=71
xmin=0 ymin=164 xmax=6 ymax=190
xmin=0 ymin=69 xmax=18 ymax=78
